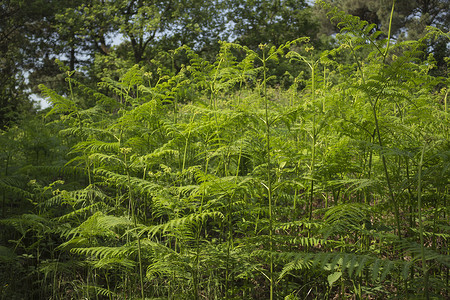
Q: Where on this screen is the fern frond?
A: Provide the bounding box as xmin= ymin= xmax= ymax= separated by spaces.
xmin=93 ymin=169 xmax=162 ymax=196
xmin=0 ymin=176 xmax=33 ymax=199
xmin=71 ymin=244 xmax=135 ymax=260
xmin=1 ymin=214 xmax=49 ymax=235
xmin=278 ymin=252 xmax=404 ymax=283
xmin=45 ymin=187 xmax=109 ymax=207
xmin=39 ymin=84 xmax=78 ymax=117
xmin=71 ymin=140 xmax=120 ymax=154
xmin=397 ymin=240 xmax=450 ymax=268
xmin=84 ymin=285 xmax=118 ymax=298
xmin=140 ymin=211 xmax=224 ymax=238
xmin=322 ymin=203 xmax=372 ymax=237
xmin=276 ymin=220 xmax=323 ymax=231
xmin=57 ymin=204 xmax=100 ymax=221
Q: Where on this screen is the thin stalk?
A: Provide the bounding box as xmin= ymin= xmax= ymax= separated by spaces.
xmin=182 ymin=113 xmax=196 ymax=172
xmin=105 ymin=272 xmax=112 ymax=300
xmin=182 ymin=132 xmax=191 ymax=172
xmin=2 ymin=153 xmax=9 ymax=217
xmin=373 ymin=105 xmax=402 ymax=238
xmin=405 ymin=158 xmax=415 ymax=229
xmin=379 ymin=0 xmax=402 ymax=238
xmin=290 ymin=52 xmax=318 ymax=220
xmin=445 ymin=89 xmax=448 ymax=114
xmin=193 ymin=157 xmax=210 ymax=300
xmin=309 ymin=115 xmax=316 ymax=221
xmin=261 ymin=47 xmax=274 ymax=300
xmin=210 ymin=54 xmax=225 ymax=110
xmin=364 ymin=133 xmax=374 ymax=205
xmin=124 ymin=149 xmax=145 ymax=300
xmin=383 ymin=0 xmax=396 ymax=61
xmin=308 ymin=63 xmax=316 ymax=221
xmin=417 ymin=142 xmax=429 ymax=299
xmin=349 ymin=41 xmax=402 ymax=239
xmin=225 ymin=146 xmax=242 ymax=299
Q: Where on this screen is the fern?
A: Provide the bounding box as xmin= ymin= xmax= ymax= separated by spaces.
xmin=139 ymin=211 xmax=224 ymax=238
xmin=278 ymin=251 xmax=404 ymax=282
xmin=3 ymin=8 xmax=449 ymax=298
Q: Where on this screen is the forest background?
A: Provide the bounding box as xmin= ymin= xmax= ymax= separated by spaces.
xmin=1 ymin=0 xmax=449 ymax=299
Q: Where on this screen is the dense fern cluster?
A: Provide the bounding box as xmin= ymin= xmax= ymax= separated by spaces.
xmin=1 ymin=5 xmax=449 ymax=300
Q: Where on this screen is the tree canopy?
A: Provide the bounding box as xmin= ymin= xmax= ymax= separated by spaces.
xmin=2 ymin=0 xmax=448 ymax=128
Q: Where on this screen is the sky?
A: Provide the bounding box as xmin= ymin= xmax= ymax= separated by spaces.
xmin=33 ymin=94 xmax=49 ymax=110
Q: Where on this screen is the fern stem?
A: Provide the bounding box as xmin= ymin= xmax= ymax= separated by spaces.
xmin=193 ymin=157 xmax=210 ymax=300
xmin=373 ymin=106 xmax=402 ymax=238
xmin=105 ymin=272 xmax=112 ymax=300
xmin=225 ymin=145 xmax=242 ymax=299
xmin=445 ymin=89 xmax=448 ymax=114
xmin=309 ymin=62 xmax=316 ymax=221
xmin=383 ymin=0 xmax=396 ymax=61
xmin=261 ymin=46 xmax=274 ymax=300
xmin=417 ymin=142 xmax=429 ymax=299
xmin=2 ymin=153 xmax=9 ymax=217
xmin=309 ymin=116 xmax=316 ymax=221
xmin=350 ymin=42 xmax=402 ymax=239
xmin=124 ymin=149 xmax=145 ymax=300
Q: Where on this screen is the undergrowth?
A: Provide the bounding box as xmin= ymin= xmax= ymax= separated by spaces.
xmin=1 ymin=3 xmax=449 ymax=300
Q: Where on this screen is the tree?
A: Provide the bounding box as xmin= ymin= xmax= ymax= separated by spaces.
xmin=54 ymin=0 xmax=228 ymax=65
xmin=315 ymin=0 xmax=450 ymax=74
xmin=227 ymin=0 xmax=320 ymax=49
xmin=0 ymin=0 xmax=90 ymax=128
xmin=0 ymin=0 xmax=52 ymax=128
xmin=316 ymin=0 xmax=449 ymax=35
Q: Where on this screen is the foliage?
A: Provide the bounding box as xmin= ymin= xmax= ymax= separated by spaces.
xmin=315 ymin=0 xmax=450 ymax=75
xmin=1 ymin=4 xmax=449 ymax=300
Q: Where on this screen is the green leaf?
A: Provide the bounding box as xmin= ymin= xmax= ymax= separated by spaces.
xmin=327 ymin=271 xmax=342 ymax=286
